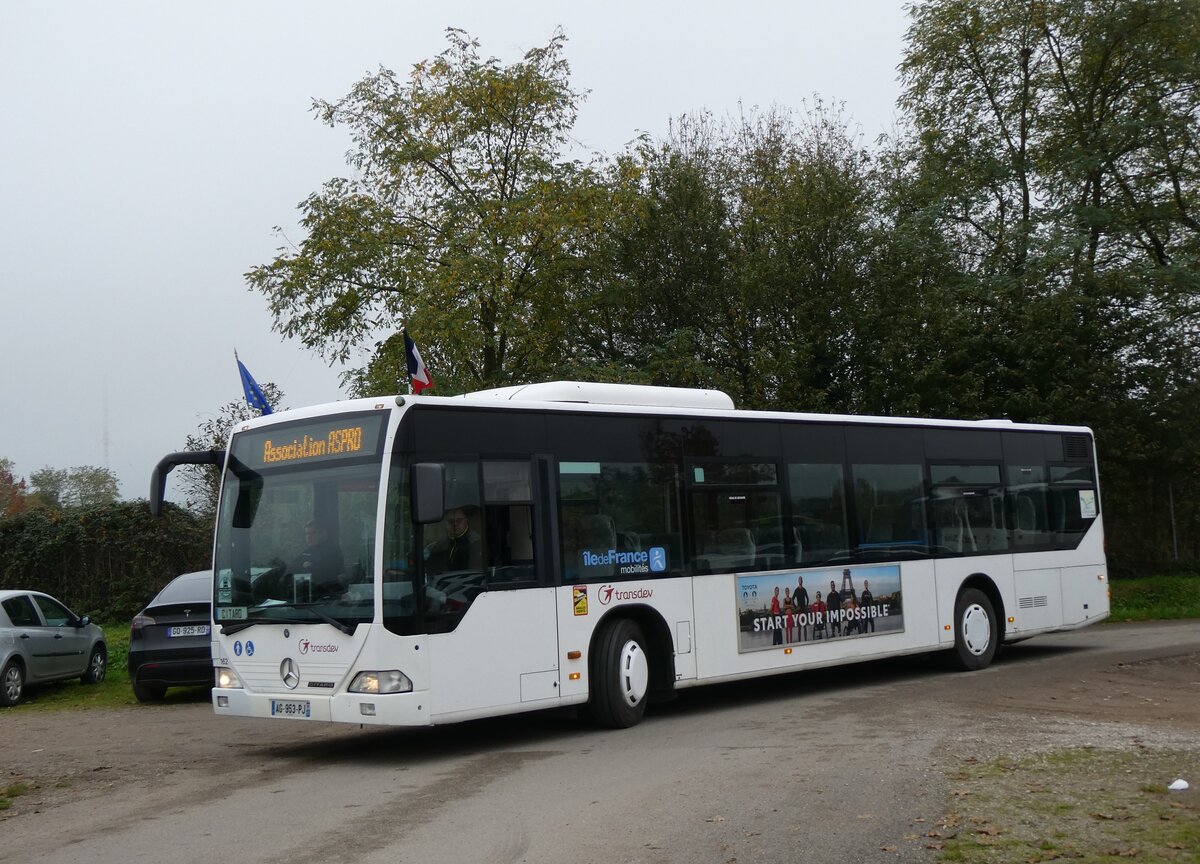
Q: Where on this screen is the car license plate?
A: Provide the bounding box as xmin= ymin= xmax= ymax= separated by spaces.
xmin=271 ymin=700 xmax=311 ymax=718
xmin=168 ymin=625 xmax=210 ymax=637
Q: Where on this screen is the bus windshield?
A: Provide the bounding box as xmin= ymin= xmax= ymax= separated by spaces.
xmin=212 ymin=412 xmax=386 ymax=632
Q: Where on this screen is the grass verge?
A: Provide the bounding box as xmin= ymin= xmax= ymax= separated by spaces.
xmin=932 ymin=748 xmax=1198 ymax=863
xmin=0 ymin=782 xmax=29 ymax=811
xmin=6 ymin=623 xmax=207 ymax=712
xmin=1109 ymin=573 xmax=1200 ymax=621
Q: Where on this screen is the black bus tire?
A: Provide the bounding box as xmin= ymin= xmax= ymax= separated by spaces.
xmin=952 ymin=588 xmax=998 ymax=671
xmin=588 ymin=618 xmax=650 ymax=728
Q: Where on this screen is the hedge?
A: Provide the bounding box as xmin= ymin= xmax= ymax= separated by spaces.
xmin=0 ymin=501 xmax=212 ymax=621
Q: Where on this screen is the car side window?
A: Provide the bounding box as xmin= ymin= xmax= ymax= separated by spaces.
xmin=2 ymin=595 xmax=39 ymax=627
xmin=33 ymin=595 xmax=72 ymax=627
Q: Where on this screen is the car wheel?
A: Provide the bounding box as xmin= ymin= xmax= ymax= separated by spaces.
xmin=2 ymin=659 xmax=25 ymax=706
xmin=132 ymin=680 xmax=167 ymax=702
xmin=81 ymin=645 xmax=107 ymax=684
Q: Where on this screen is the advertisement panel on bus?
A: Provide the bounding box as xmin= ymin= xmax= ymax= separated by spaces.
xmin=736 ymin=564 xmax=904 ymax=652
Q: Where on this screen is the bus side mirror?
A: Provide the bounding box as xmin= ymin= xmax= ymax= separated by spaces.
xmin=150 ymin=450 xmax=226 ymax=516
xmin=411 ymin=463 xmax=445 ymax=524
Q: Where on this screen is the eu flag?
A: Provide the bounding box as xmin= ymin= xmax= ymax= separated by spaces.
xmin=236 ymin=353 xmax=273 ymax=415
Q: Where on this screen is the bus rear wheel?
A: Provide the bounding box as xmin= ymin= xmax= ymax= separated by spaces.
xmin=588 ymin=618 xmax=650 ymax=728
xmin=952 ymin=588 xmax=998 ymax=671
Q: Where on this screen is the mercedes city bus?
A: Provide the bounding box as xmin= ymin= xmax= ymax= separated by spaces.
xmin=150 ymin=381 xmax=1108 ymax=728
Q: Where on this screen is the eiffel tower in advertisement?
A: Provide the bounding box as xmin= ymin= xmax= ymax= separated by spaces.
xmin=839 ymin=567 xmax=857 ymax=603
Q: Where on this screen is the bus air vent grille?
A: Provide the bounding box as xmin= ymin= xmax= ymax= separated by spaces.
xmin=1063 ymin=435 xmax=1090 ymax=461
xmin=1019 ymin=595 xmax=1049 ymax=609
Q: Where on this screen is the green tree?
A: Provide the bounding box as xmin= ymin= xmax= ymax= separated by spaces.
xmin=28 ymin=465 xmax=119 ymax=509
xmin=248 ymin=29 xmax=617 ymax=396
xmin=582 ymin=104 xmax=876 ymax=412
xmin=897 ymin=0 xmax=1200 ymax=566
xmin=27 ymin=467 xmax=67 ymax=509
xmin=0 ymin=458 xmax=27 ymax=518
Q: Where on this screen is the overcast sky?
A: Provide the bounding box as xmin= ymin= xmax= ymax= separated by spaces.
xmin=1 ymin=1 xmax=911 ymax=500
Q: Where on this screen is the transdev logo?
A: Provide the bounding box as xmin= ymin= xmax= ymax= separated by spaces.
xmin=598 ymin=584 xmax=655 ymax=605
xmin=581 ymin=546 xmax=668 ymax=575
xmin=298 ymin=639 xmax=339 ymax=655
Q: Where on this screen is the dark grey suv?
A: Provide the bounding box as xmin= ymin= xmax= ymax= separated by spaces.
xmin=127 ymin=571 xmax=213 ymax=702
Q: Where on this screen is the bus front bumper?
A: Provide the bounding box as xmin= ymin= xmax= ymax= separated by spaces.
xmin=212 ymin=687 xmax=433 ymax=726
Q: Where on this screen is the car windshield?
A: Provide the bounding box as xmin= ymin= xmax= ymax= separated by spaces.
xmin=212 ymin=412 xmax=386 ymax=631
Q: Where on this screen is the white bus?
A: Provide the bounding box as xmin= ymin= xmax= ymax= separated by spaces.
xmin=151 ymin=381 xmax=1109 ymax=728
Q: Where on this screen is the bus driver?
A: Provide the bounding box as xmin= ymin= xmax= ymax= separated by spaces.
xmin=425 ymin=507 xmax=482 ymax=574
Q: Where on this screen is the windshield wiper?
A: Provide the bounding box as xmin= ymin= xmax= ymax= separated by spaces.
xmin=221 ymin=620 xmax=257 ymax=635
xmin=220 ymin=603 xmax=358 ymax=636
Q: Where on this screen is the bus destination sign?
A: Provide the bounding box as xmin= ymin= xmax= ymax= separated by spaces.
xmin=234 ymin=413 xmax=386 ymax=470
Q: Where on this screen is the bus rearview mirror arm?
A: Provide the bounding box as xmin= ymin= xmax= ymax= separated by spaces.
xmin=150 ymin=450 xmax=226 ymax=516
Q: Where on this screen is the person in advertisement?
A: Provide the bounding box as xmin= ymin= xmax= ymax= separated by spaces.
xmin=860 ymin=579 xmax=876 ymax=632
xmin=783 ymin=586 xmax=795 ymax=643
xmin=811 ymin=590 xmax=827 ymax=639
xmin=770 ymin=586 xmax=783 ymax=645
xmin=844 ymin=594 xmax=860 ymax=635
xmin=794 ymin=575 xmax=810 ymax=641
xmin=826 ymin=580 xmax=842 ymax=637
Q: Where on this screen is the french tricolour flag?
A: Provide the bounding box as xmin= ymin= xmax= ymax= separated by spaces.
xmin=404 ymin=330 xmax=433 ymax=394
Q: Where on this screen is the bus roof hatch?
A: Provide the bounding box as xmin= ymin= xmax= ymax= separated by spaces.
xmin=463 ymin=381 xmax=735 ymax=410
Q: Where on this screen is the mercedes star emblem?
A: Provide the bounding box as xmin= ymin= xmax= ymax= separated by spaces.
xmin=280 ymin=658 xmax=300 ymax=690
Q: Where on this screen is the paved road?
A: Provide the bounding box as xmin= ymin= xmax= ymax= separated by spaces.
xmin=4 ymin=621 xmax=1199 ymax=864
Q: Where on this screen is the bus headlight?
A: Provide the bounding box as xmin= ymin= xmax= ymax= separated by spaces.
xmin=216 ymin=667 xmax=242 ymax=689
xmin=349 ymin=670 xmax=412 ymax=694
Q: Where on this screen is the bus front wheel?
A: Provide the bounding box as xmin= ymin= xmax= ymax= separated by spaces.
xmin=952 ymin=588 xmax=998 ymax=671
xmin=588 ymin=618 xmax=650 ymax=728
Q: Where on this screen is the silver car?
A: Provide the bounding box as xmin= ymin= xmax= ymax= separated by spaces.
xmin=0 ymin=589 xmax=107 ymax=706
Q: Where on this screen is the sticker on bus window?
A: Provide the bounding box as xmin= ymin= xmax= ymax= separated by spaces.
xmin=573 ymin=586 xmax=588 ymax=616
xmin=735 ymin=564 xmax=904 ymax=654
xmin=1079 ymin=490 xmax=1097 ymax=519
xmin=581 ymin=547 xmax=668 ymax=577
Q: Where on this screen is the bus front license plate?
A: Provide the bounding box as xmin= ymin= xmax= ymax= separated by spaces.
xmin=271 ymin=700 xmax=311 ymax=718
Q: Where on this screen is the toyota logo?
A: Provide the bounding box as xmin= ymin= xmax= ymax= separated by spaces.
xmin=280 ymin=658 xmax=300 ymax=690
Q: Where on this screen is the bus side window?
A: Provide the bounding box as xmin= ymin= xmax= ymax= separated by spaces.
xmin=421 ymin=461 xmax=486 ymax=628
xmin=1007 ymin=465 xmax=1052 ymax=548
xmin=929 ymin=464 xmax=1007 ymax=554
xmin=788 ymin=463 xmax=849 ymax=565
xmin=482 ymin=461 xmax=536 ymax=585
xmin=851 ymin=463 xmax=928 ymax=557
xmin=1048 ymin=464 xmax=1097 ymax=546
xmin=689 ymin=462 xmax=781 ymax=574
xmin=559 ymin=461 xmax=682 ymax=580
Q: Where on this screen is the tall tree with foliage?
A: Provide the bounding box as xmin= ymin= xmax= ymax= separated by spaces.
xmin=0 ymin=458 xmax=27 ymax=518
xmin=580 ymin=105 xmax=877 ymax=411
xmin=27 ymin=465 xmax=120 ymax=509
xmin=897 ymin=0 xmax=1200 ymax=565
xmin=248 ymin=29 xmax=617 ymax=396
